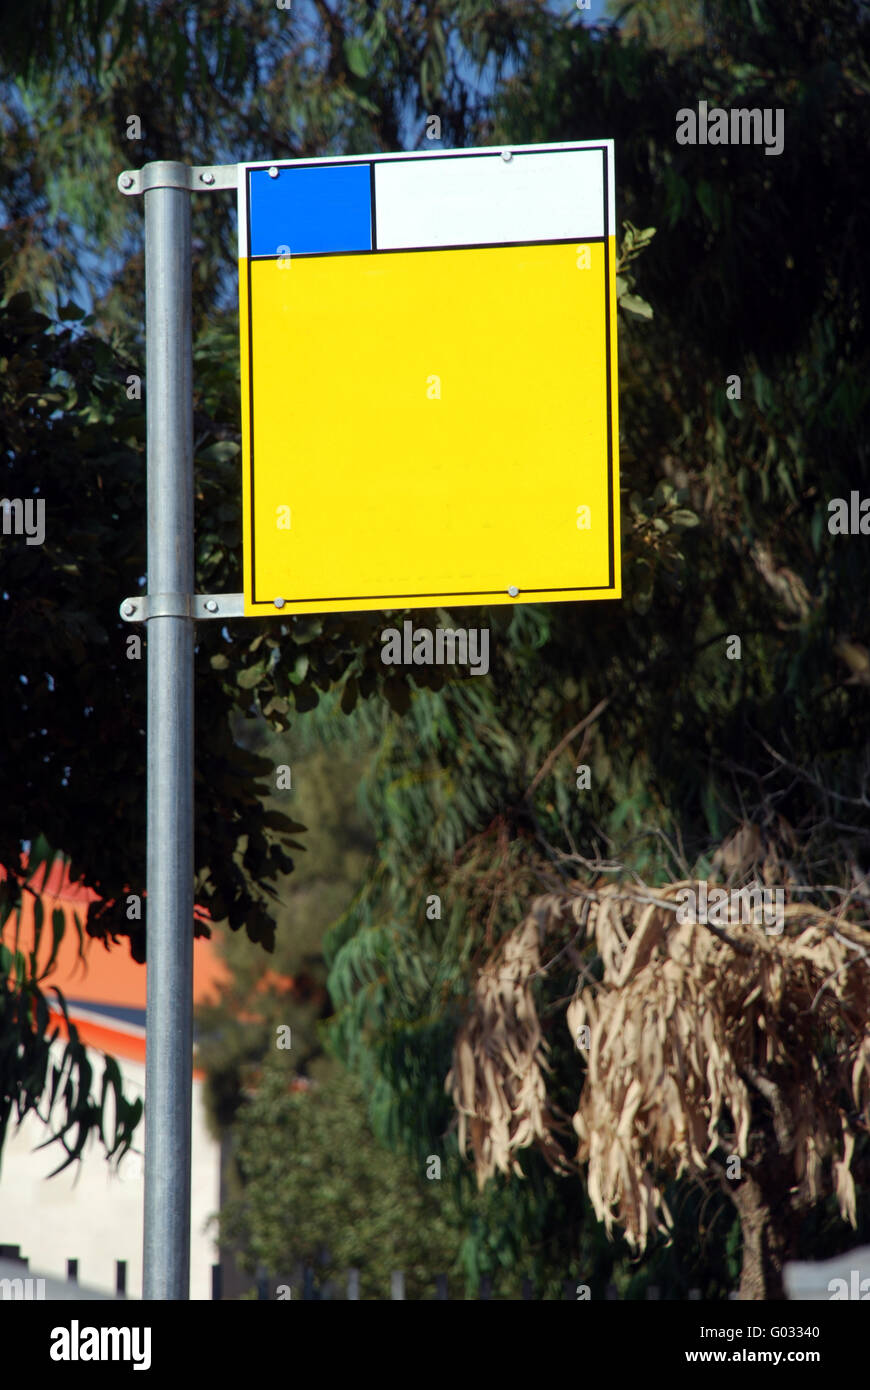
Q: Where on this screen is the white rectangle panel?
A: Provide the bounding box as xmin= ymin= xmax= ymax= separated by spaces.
xmin=374 ymin=147 xmax=608 ymax=251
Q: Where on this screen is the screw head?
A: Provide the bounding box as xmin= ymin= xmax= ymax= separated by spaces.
xmin=120 ymin=174 xmax=134 ymax=189
xmin=273 ymin=596 xmax=285 ymax=608
xmin=508 ymin=586 xmax=519 ymax=597
xmin=122 ymin=601 xmax=136 ymax=616
xmin=501 ymin=149 xmax=513 ymax=162
xmin=205 ymin=599 xmax=218 ymax=613
xmin=268 ymin=166 xmax=279 ymax=179
xmin=200 ymin=171 xmax=215 ymax=186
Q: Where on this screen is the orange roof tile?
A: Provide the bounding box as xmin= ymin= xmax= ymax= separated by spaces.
xmin=1 ymin=857 xmax=232 ymax=1010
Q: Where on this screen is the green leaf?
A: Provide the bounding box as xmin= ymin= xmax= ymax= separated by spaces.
xmin=294 ymin=684 xmax=319 ymax=713
xmin=776 ymin=459 xmax=797 ymax=506
xmin=701 ymin=778 xmax=723 ymax=840
xmin=33 ymin=896 xmax=44 ymax=955
xmin=237 ymin=664 xmax=265 ymax=689
xmin=344 ymin=38 xmax=370 ymax=78
xmin=619 ymin=294 xmax=653 ymax=320
xmin=42 ymin=908 xmax=66 ymax=979
xmin=610 ymin=791 xmax=641 ymax=832
xmin=261 ymin=811 xmax=307 ymax=833
xmin=198 ymin=441 xmax=240 ymax=463
xmin=384 ymin=678 xmax=411 ymax=716
xmin=696 ymin=179 xmax=716 ymax=225
xmin=292 ymin=617 xmax=322 ymax=645
xmin=341 ymin=675 xmax=359 ymax=714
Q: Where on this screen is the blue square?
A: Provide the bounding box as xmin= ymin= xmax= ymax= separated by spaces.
xmin=249 ymin=163 xmax=372 ymax=257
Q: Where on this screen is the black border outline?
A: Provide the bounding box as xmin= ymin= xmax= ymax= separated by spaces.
xmin=248 ymin=234 xmax=604 ymax=262
xmin=603 ymin=149 xmax=614 ymax=590
xmin=243 ymin=146 xmax=617 ymax=609
xmin=246 ymin=166 xmax=256 ymax=602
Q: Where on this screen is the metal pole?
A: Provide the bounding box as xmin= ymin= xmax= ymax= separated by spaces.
xmin=142 ymin=162 xmax=195 ymax=1300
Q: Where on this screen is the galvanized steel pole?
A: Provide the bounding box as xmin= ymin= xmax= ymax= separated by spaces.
xmin=142 ymin=163 xmax=195 ymax=1300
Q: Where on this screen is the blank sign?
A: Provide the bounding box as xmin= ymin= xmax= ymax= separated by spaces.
xmin=238 ymin=141 xmax=620 ymax=616
xmin=373 ymin=148 xmax=608 ymax=250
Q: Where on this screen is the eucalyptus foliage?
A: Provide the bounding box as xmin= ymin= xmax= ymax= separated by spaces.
xmin=0 ymin=837 xmax=142 ymax=1176
xmin=0 ymin=0 xmax=552 ymax=1174
xmin=320 ymin=0 xmax=870 ymax=1291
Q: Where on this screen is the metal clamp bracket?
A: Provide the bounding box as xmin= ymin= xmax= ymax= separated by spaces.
xmin=119 ymin=593 xmax=245 ymax=622
xmin=117 ymin=163 xmax=238 ymax=196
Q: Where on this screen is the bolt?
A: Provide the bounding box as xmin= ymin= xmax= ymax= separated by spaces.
xmin=204 ymin=599 xmax=218 ymax=613
xmin=268 ymin=166 xmax=279 ymax=179
xmin=274 ymin=596 xmax=285 ymax=608
xmin=200 ymin=171 xmax=215 ymax=186
xmin=508 ymin=586 xmax=519 ymax=597
xmin=120 ymin=174 xmax=134 ymax=190
xmin=122 ymin=602 xmax=136 ymax=616
xmin=501 ymin=150 xmax=513 ymax=162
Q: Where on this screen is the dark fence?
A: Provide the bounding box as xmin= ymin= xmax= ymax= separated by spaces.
xmin=0 ymin=1245 xmax=129 ymax=1300
xmin=246 ymin=1264 xmax=707 ymax=1301
xmin=2 ymin=1245 xmax=708 ymax=1300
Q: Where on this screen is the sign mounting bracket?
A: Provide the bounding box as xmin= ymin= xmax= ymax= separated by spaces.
xmin=119 ymin=593 xmax=246 ymax=621
xmin=117 ymin=163 xmax=238 ymax=196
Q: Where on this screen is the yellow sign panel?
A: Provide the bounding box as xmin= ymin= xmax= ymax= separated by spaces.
xmin=238 ymin=143 xmax=619 ymax=616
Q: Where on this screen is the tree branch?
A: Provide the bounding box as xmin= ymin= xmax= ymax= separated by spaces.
xmin=524 ymin=695 xmax=611 ymax=801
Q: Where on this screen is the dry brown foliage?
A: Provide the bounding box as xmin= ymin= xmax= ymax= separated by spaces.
xmin=446 ymin=907 xmax=574 ymax=1185
xmin=448 ymin=878 xmax=870 ymax=1254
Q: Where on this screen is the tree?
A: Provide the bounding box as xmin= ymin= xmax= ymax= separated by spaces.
xmin=0 ymin=0 xmax=549 ymax=328
xmin=321 ymin=0 xmax=870 ymax=1295
xmin=0 ymin=0 xmax=551 ymax=1168
xmin=449 ymin=877 xmax=870 ymax=1299
xmin=219 ymin=1061 xmax=471 ymax=1300
xmin=194 ymin=709 xmax=376 ymax=1137
xmin=1 ymin=0 xmax=549 ymax=945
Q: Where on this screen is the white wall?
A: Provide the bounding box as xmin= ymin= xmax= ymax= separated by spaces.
xmin=0 ymin=1045 xmax=220 ymax=1299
